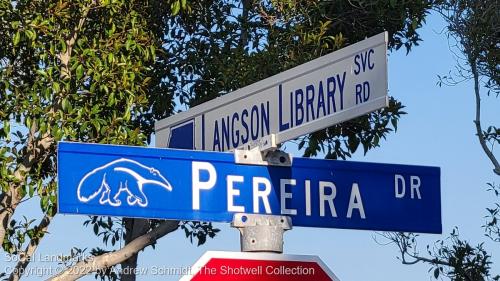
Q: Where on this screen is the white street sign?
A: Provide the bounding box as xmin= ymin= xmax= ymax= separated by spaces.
xmin=155 ymin=32 xmax=388 ymax=151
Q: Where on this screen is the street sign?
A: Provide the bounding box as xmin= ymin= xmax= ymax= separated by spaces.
xmin=155 ymin=32 xmax=388 ymax=151
xmin=180 ymin=251 xmax=340 ymax=281
xmin=58 ymin=141 xmax=441 ymax=233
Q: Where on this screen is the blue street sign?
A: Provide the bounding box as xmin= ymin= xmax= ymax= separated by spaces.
xmin=58 ymin=142 xmax=441 ymax=233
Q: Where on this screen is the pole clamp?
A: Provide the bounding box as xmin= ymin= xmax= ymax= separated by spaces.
xmin=234 ymin=134 xmax=292 ymax=167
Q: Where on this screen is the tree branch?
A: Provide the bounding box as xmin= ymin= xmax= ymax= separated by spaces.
xmin=472 ymin=62 xmax=500 ymax=176
xmin=48 ymin=220 xmax=179 ymax=281
xmin=403 ymin=253 xmax=451 ymax=267
xmin=58 ymin=3 xmax=93 ymax=80
xmin=8 ymin=215 xmax=52 ymax=281
xmin=0 ymin=188 xmax=18 ymax=246
xmin=0 ymin=121 xmax=53 ymax=246
xmin=384 ymin=232 xmax=475 ymax=281
xmin=239 ymin=0 xmax=251 ymax=49
xmin=403 ymin=254 xmax=474 ymax=281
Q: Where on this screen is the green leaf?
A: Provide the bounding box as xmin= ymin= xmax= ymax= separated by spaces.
xmin=76 ymin=64 xmax=84 ymax=80
xmin=13 ymin=31 xmax=21 ymax=46
xmin=149 ymin=45 xmax=156 ymax=59
xmin=59 ymin=38 xmax=67 ymax=53
xmin=91 ymin=120 xmax=101 ymax=132
xmin=107 ymin=92 xmax=115 ymax=106
xmin=36 ymin=69 xmax=48 ymax=78
xmin=18 ymin=186 xmax=26 ymax=199
xmin=171 ymin=0 xmax=181 ymax=15
xmin=53 ymin=82 xmax=60 ymax=93
xmin=433 ymin=268 xmax=439 ymax=279
xmin=3 ymin=120 xmax=10 ymax=135
xmin=411 ymin=18 xmax=418 ymax=30
xmin=53 ymin=127 xmax=63 ymax=140
xmin=29 ymin=184 xmax=34 ymax=197
xmin=25 ymin=29 xmax=36 ymax=41
xmin=373 ymin=135 xmax=380 ymax=147
xmin=39 ymin=122 xmax=47 ymax=134
xmin=62 ymin=98 xmax=70 ymax=112
xmin=107 ymin=53 xmax=114 ymax=64
xmin=391 ymin=118 xmax=398 ymax=131
xmin=125 ymin=39 xmax=132 ymax=50
xmin=41 ymin=196 xmax=48 ymax=211
xmin=348 ymin=136 xmax=360 ymax=152
xmin=11 ymin=21 xmax=20 ymax=29
xmin=123 ymin=109 xmax=131 ymax=121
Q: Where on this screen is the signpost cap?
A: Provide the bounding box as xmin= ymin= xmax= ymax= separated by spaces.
xmin=231 ymin=214 xmax=292 ymax=253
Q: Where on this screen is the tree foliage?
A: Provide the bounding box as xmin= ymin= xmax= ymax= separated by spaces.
xmin=0 ymin=0 xmax=170 ymax=279
xmin=386 ymin=0 xmax=499 ymax=280
xmin=163 ymin=0 xmax=438 ymax=158
xmin=437 ymin=0 xmax=499 ymax=175
xmin=384 ymin=229 xmax=498 ymax=281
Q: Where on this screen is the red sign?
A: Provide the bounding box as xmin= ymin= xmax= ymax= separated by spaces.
xmin=181 ymin=251 xmax=339 ymax=281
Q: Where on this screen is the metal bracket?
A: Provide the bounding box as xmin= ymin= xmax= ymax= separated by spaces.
xmin=232 ymin=135 xmax=293 ymax=253
xmin=234 ymin=134 xmax=292 ymax=167
xmin=231 ymin=213 xmax=292 ymax=253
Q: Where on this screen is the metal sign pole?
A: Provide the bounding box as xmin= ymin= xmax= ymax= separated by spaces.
xmin=231 ymin=213 xmax=291 ymax=253
xmin=231 ymin=134 xmax=292 ymax=253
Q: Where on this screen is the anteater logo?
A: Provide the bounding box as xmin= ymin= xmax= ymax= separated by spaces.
xmin=77 ymin=158 xmax=173 ymax=207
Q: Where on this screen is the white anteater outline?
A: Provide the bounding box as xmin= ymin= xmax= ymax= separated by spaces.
xmin=77 ymin=158 xmax=173 ymax=207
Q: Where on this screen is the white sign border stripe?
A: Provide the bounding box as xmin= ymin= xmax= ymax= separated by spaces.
xmin=180 ymin=250 xmax=341 ymax=281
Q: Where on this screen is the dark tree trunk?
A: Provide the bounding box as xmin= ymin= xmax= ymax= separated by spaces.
xmin=120 ymin=218 xmax=150 ymax=281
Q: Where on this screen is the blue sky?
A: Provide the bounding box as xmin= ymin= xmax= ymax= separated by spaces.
xmin=2 ymin=12 xmax=499 ymax=281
